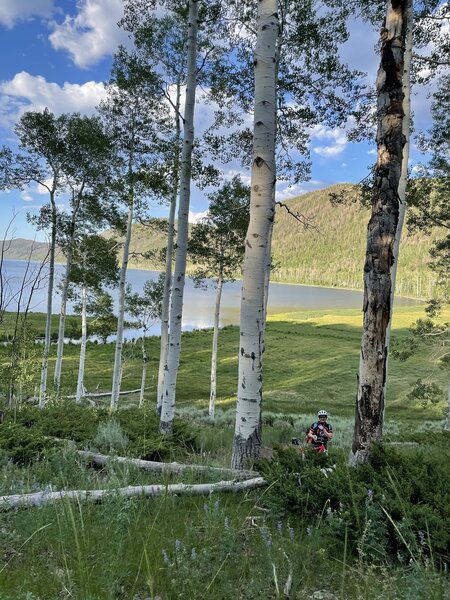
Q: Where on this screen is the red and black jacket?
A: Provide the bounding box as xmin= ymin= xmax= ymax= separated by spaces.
xmin=307 ymin=421 xmax=333 ymax=446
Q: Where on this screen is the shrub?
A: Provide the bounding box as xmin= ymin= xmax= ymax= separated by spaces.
xmin=258 ymin=444 xmax=450 ymax=566
xmin=93 ymin=419 xmax=129 ymax=454
xmin=0 ymin=423 xmax=55 ymax=465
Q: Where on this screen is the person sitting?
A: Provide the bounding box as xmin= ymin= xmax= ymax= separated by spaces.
xmin=306 ymin=410 xmax=333 ymax=452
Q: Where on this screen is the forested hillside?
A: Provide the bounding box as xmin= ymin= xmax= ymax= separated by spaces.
xmin=271 ymin=184 xmax=440 ymax=298
xmin=2 ymin=184 xmax=440 ymax=299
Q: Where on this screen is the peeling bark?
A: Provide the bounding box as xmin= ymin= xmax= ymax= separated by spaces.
xmin=350 ymin=0 xmax=408 ymax=465
xmin=384 ymin=0 xmax=413 ymax=400
xmin=231 ymin=0 xmax=278 ymax=470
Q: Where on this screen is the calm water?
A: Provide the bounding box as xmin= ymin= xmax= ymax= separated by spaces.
xmin=1 ymin=259 xmax=420 ymax=338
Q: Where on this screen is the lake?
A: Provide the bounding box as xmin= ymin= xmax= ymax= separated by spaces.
xmin=1 ymin=259 xmax=420 ymax=338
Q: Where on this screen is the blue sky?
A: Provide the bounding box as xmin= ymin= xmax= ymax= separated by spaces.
xmin=0 ymin=1 xmax=435 ymax=242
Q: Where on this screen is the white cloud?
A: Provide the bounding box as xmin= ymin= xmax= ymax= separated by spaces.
xmin=0 ymin=71 xmax=106 ymax=127
xmin=48 ymin=0 xmax=128 ymax=68
xmin=0 ymin=0 xmax=55 ymax=28
xmin=189 ymin=210 xmax=208 ymax=224
xmin=311 ymin=124 xmax=348 ymax=157
xmin=275 ymin=180 xmax=323 ymax=201
xmin=223 ymin=169 xmax=251 ymax=186
xmin=367 ymin=148 xmax=377 ymax=156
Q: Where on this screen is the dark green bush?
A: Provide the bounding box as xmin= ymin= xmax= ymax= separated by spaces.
xmin=0 ymin=423 xmax=55 ymax=465
xmin=2 ymin=404 xmax=199 ymax=463
xmin=5 ymin=402 xmax=98 ymax=443
xmin=110 ymin=408 xmax=198 ymax=460
xmin=258 ymin=444 xmax=450 ymax=565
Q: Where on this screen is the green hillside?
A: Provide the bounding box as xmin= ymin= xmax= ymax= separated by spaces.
xmin=0 ymin=238 xmax=52 ymax=262
xmin=271 ymin=184 xmax=440 ymax=298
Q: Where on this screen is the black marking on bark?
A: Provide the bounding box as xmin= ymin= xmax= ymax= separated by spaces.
xmin=255 ymin=156 xmax=264 ymax=167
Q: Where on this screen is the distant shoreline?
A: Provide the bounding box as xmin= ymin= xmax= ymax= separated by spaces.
xmin=3 ymin=256 xmax=424 ymax=303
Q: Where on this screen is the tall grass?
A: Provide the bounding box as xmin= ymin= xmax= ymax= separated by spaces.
xmin=0 ymin=433 xmax=448 ymax=599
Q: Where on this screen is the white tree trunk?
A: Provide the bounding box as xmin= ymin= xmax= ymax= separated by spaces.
xmin=139 ymin=331 xmax=147 ymax=407
xmin=157 ymin=79 xmax=181 ymax=414
xmin=110 ymin=199 xmax=134 ymax=410
xmin=54 ymin=194 xmax=82 ymax=391
xmin=159 ymin=0 xmax=199 ymax=435
xmin=231 ymin=0 xmax=278 ymax=470
xmin=350 ymin=0 xmax=408 ymax=465
xmin=54 ymin=235 xmax=74 ymax=392
xmin=39 ymin=191 xmax=57 ymax=408
xmin=209 ymin=276 xmax=223 ymax=419
xmin=75 ymin=283 xmax=87 ymax=403
xmin=383 ymin=0 xmax=413 ymax=402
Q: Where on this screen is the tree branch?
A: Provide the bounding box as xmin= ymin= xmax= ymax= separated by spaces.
xmin=275 ymin=201 xmax=320 ymax=232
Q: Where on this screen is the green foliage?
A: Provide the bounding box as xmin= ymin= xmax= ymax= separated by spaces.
xmin=407 ymin=379 xmax=444 ymax=407
xmin=0 ymin=423 xmax=55 ymax=466
xmin=188 ymin=176 xmax=250 ymax=285
xmin=258 ymin=444 xmax=450 ymax=564
xmin=110 ymin=407 xmax=198 ymax=461
xmin=0 ymin=404 xmax=199 ymax=464
xmin=12 ymin=402 xmax=99 ymax=443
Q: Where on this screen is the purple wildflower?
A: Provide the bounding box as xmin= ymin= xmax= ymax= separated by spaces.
xmin=203 ymin=503 xmax=209 ymax=513
xmin=277 ymin=521 xmax=283 ymax=533
xmin=367 ymin=489 xmax=374 ymax=499
xmin=289 ymin=527 xmax=295 ymax=540
xmin=306 ymin=527 xmax=312 ymax=537
xmin=224 ymin=516 xmax=229 ymax=530
xmin=191 ymin=547 xmax=197 ymax=560
xmin=214 ymin=500 xmax=219 ymax=513
xmin=175 ymin=539 xmax=182 ymax=551
xmin=162 ymin=549 xmax=171 ymax=565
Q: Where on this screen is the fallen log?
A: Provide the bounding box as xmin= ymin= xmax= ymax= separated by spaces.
xmin=0 ymin=477 xmax=266 ymax=511
xmin=65 ymin=387 xmax=151 ymax=400
xmin=77 ymin=450 xmax=259 ymax=479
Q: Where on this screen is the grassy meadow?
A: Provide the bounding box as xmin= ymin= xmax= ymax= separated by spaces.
xmin=0 ymin=304 xmax=449 ymax=599
xmin=16 ymin=303 xmax=445 ymax=422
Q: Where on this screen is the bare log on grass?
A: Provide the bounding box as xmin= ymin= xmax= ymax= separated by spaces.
xmin=0 ymin=477 xmax=266 ymax=511
xmin=78 ymin=450 xmax=259 ymax=479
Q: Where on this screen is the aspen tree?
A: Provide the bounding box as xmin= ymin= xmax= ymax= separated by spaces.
xmin=350 ymin=0 xmax=409 ymax=465
xmin=159 ymin=0 xmax=199 ymax=434
xmin=231 ymin=0 xmax=279 ymax=469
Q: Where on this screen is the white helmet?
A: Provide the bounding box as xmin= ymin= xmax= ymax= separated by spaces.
xmin=317 ymin=410 xmax=328 ymax=417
